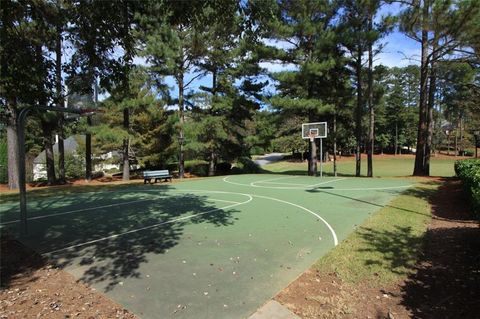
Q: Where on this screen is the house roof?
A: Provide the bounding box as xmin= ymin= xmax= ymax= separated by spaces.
xmin=33 ymin=136 xmax=81 ymax=164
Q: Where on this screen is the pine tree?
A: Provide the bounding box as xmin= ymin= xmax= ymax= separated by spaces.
xmin=139 ymin=1 xmax=206 ymax=178
xmin=0 ymin=0 xmax=57 ymax=188
xmin=261 ymin=0 xmax=343 ymax=176
xmin=66 ymin=0 xmax=123 ymax=180
xmin=400 ymin=0 xmax=479 ymax=175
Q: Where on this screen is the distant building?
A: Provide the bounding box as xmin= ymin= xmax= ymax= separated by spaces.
xmin=33 ymin=135 xmax=121 ymax=181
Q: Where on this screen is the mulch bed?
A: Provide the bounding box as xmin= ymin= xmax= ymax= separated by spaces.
xmin=0 ymin=238 xmax=137 ymax=319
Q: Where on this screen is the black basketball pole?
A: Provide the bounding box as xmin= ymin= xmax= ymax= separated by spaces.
xmin=16 ymin=106 xmax=85 ymax=235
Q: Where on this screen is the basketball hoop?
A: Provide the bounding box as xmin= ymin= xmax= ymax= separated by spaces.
xmin=302 ymin=122 xmax=327 ymax=140
xmin=301 ymin=121 xmax=328 ymax=178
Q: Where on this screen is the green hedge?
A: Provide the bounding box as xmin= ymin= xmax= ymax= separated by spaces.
xmin=231 ymin=157 xmax=261 ymax=174
xmin=454 ymin=159 xmax=480 ymax=216
xmin=185 ymin=160 xmax=209 ymax=177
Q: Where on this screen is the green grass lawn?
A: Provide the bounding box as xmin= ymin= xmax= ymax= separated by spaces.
xmin=314 ymin=180 xmax=436 ymax=286
xmin=262 ymin=154 xmax=460 ymax=177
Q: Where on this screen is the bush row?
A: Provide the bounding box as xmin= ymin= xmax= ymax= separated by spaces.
xmin=165 ymin=160 xmax=235 ymax=177
xmin=454 ymin=159 xmax=480 ymax=216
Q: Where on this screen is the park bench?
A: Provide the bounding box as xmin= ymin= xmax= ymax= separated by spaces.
xmin=143 ymin=170 xmax=172 ymax=184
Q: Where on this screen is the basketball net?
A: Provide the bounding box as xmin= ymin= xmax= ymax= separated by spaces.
xmin=309 ymin=133 xmax=317 ymax=142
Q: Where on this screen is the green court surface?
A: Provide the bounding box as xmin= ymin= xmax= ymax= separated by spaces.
xmin=0 ymin=175 xmax=413 ymax=319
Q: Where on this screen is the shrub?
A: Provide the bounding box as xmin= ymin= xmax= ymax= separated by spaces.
xmin=232 ymin=157 xmax=261 ymax=174
xmin=185 ymin=160 xmax=208 ymax=177
xmin=454 ymin=159 xmax=480 ymax=216
xmin=216 ymin=162 xmax=232 ymax=174
xmin=462 ymin=149 xmax=474 ymax=157
xmin=53 ymin=152 xmax=85 ymax=180
xmin=249 ymin=146 xmax=264 ymax=156
xmin=165 ymin=163 xmax=178 ymax=172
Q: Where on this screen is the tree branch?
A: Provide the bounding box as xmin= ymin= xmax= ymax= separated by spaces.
xmin=184 ymin=72 xmax=205 ymax=89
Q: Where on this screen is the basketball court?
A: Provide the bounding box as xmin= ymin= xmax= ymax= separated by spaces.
xmin=0 ymin=174 xmax=412 ymax=318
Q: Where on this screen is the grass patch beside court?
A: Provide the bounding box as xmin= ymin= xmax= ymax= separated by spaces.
xmin=263 ymin=154 xmax=459 ymax=177
xmin=314 ymin=179 xmax=437 ymax=286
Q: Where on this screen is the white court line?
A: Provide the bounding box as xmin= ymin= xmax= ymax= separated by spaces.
xmin=253 ymin=194 xmax=338 ymax=246
xmin=323 ymin=185 xmax=413 ymax=191
xmin=250 ymin=176 xmax=300 ymax=187
xmin=0 ymin=193 xmax=240 ymax=226
xmin=209 ymin=199 xmax=241 ymax=204
xmin=259 ymin=181 xmax=313 ymax=186
xmin=223 ymin=176 xmax=412 ymax=191
xmin=0 ymin=199 xmax=162 ymax=226
xmin=158 ymin=189 xmax=337 ymax=247
xmin=42 ymin=192 xmax=253 ymax=255
xmin=224 ymin=176 xmax=347 ymax=190
xmin=308 ymin=178 xmax=347 ymax=188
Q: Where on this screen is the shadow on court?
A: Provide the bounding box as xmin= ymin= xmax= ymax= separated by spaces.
xmin=306 ymin=188 xmax=431 ymax=218
xmin=3 ymin=184 xmax=240 ymax=292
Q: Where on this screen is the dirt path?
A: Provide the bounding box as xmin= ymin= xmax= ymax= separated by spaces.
xmin=276 ymin=178 xmax=480 ymax=318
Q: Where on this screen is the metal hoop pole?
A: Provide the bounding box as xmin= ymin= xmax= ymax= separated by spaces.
xmin=17 ymin=106 xmax=33 ymax=235
xmin=320 ymin=138 xmax=323 ymax=178
xmin=16 ymin=105 xmax=85 ymax=235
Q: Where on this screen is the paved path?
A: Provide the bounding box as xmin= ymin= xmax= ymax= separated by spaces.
xmin=249 ymin=300 xmax=300 ymax=319
xmin=254 ymin=153 xmax=285 ymax=166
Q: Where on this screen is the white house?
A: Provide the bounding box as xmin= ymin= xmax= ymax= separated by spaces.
xmin=33 ymin=135 xmax=121 ymax=181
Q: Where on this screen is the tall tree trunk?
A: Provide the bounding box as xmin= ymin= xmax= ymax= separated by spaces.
xmin=307 ymin=109 xmax=317 ymax=176
xmin=178 ymin=75 xmax=185 ymax=179
xmin=85 ymin=80 xmax=97 ymax=181
xmin=309 ymin=139 xmax=317 ymax=176
xmin=459 ymin=116 xmax=464 ymax=155
xmin=122 ymin=108 xmax=130 ymax=180
xmin=333 ymin=111 xmax=337 ymax=177
xmin=208 ymin=69 xmax=217 ymax=177
xmin=56 ymin=23 xmax=66 ymax=184
xmin=6 ymin=99 xmax=19 ymax=189
xmin=447 ymin=132 xmax=450 ymax=155
xmin=85 ymin=117 xmax=92 ymax=181
xmin=454 ymin=129 xmax=458 ymax=156
xmin=425 ymin=28 xmax=438 ymax=175
xmin=367 ymin=13 xmax=374 ymax=177
xmin=355 ymin=49 xmax=363 ymax=177
xmin=41 ymin=121 xmax=56 ymax=185
xmin=121 ymin=0 xmax=131 ymax=181
xmin=413 ymin=0 xmax=430 ymax=176
xmin=394 ymin=122 xmax=398 ymax=155
xmin=208 ymin=151 xmax=216 ymax=177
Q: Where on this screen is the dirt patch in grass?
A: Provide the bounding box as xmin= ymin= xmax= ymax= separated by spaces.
xmin=275 ymin=178 xmax=480 ymax=318
xmin=276 ymin=269 xmax=410 ymax=318
xmin=0 ymin=238 xmax=137 ymax=319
